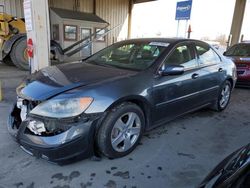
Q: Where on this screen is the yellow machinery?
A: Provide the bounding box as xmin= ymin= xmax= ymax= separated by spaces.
xmin=0 ymin=7 xmax=29 ymax=70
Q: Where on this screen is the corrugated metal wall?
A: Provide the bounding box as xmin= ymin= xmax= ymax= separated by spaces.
xmin=0 ymin=0 xmax=24 ymax=17
xmin=49 ymin=0 xmax=129 ymax=45
xmin=79 ymin=0 xmax=93 ymax=13
xmin=49 ymin=0 xmax=93 ymax=13
xmin=96 ymin=0 xmax=129 ymax=45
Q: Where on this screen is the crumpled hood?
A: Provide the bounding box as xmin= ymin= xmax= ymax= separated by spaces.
xmin=18 ymin=62 xmax=136 ymax=101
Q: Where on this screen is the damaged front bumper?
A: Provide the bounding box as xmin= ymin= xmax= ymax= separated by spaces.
xmin=7 ymin=103 xmax=103 ymax=164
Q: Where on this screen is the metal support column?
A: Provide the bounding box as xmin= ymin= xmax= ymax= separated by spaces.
xmin=93 ymin=0 xmax=96 ymax=14
xmin=230 ymin=0 xmax=247 ymax=46
xmin=127 ymin=0 xmax=133 ymax=39
xmin=24 ymin=0 xmax=50 ymax=73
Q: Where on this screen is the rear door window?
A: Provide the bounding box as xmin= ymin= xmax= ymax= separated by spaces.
xmin=195 ymin=43 xmax=221 ymax=66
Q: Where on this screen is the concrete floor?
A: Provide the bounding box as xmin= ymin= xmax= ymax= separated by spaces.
xmin=0 ymin=63 xmax=249 ymax=188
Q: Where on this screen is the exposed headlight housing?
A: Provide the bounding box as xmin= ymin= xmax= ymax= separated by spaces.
xmin=30 ymin=97 xmax=93 ymax=118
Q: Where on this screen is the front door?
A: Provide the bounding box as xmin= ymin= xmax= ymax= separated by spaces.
xmin=153 ymin=43 xmax=201 ymax=124
xmin=80 ymin=28 xmax=92 ymax=58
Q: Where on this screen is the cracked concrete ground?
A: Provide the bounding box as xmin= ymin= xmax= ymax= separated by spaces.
xmin=0 ymin=63 xmax=249 ymax=188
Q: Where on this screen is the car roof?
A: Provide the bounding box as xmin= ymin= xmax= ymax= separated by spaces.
xmin=118 ymin=38 xmax=207 ymax=45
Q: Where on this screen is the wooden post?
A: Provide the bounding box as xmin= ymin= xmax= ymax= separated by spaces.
xmin=24 ymin=0 xmax=50 ymax=73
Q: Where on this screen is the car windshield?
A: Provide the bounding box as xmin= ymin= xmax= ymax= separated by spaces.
xmin=85 ymin=41 xmax=169 ymax=71
xmin=225 ymin=44 xmax=250 ymax=57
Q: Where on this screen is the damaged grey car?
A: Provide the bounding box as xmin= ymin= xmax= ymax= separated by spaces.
xmin=8 ymin=38 xmax=237 ymax=164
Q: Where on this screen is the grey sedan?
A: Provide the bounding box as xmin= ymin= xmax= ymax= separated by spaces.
xmin=8 ymin=38 xmax=237 ymax=164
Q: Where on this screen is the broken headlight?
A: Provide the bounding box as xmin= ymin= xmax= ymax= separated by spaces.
xmin=30 ymin=97 xmax=93 ymax=118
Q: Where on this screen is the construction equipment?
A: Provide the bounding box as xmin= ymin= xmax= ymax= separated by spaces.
xmin=0 ymin=6 xmax=28 ymax=69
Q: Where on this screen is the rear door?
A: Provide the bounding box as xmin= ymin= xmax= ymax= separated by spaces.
xmin=194 ymin=42 xmax=225 ymax=103
xmin=153 ymin=42 xmax=201 ymax=124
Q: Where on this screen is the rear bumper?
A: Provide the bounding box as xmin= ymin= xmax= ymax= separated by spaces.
xmin=236 ymin=81 xmax=250 ymax=87
xmin=237 ymin=69 xmax=250 ymax=85
xmin=236 ymin=70 xmax=250 ymax=86
xmin=7 ymin=104 xmax=103 ymax=164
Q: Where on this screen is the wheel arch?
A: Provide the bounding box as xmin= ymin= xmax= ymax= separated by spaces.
xmin=226 ymin=77 xmax=234 ymax=90
xmin=93 ymin=95 xmax=152 ymax=136
xmin=93 ymin=95 xmax=152 ymax=158
xmin=105 ymin=95 xmax=152 ymax=130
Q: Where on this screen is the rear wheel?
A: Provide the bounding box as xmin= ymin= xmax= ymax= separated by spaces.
xmin=212 ymin=80 xmax=232 ymax=111
xmin=97 ymin=103 xmax=145 ymax=159
xmin=10 ymin=37 xmax=29 ymax=70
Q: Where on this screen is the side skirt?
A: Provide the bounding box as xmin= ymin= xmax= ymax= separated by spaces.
xmin=145 ymin=102 xmax=212 ymax=132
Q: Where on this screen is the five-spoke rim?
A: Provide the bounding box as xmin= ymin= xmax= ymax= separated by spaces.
xmin=111 ymin=112 xmax=141 ymax=152
xmin=220 ymin=84 xmax=230 ymax=108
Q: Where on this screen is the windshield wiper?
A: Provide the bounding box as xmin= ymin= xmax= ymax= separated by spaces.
xmin=89 ymin=62 xmax=120 ymax=69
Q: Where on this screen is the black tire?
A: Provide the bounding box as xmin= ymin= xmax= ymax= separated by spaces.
xmin=211 ymin=80 xmax=232 ymax=111
xmin=97 ymin=103 xmax=145 ymax=159
xmin=2 ymin=56 xmax=14 ymax=66
xmin=10 ymin=37 xmax=29 ymax=70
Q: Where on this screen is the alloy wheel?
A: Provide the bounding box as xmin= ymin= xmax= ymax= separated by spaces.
xmin=219 ymin=84 xmax=231 ymax=109
xmin=111 ymin=112 xmax=141 ymax=152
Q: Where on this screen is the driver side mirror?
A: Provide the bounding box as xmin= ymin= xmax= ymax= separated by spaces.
xmin=159 ymin=64 xmax=184 ymax=76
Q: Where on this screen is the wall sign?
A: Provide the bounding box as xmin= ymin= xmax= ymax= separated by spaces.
xmin=23 ymin=0 xmax=33 ymax=31
xmin=27 ymin=38 xmax=34 ymax=58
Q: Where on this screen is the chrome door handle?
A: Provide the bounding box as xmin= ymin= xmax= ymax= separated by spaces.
xmin=192 ymin=73 xmax=199 ymax=79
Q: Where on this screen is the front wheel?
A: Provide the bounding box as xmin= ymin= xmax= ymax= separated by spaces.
xmin=212 ymin=80 xmax=232 ymax=111
xmin=97 ymin=103 xmax=145 ymax=159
